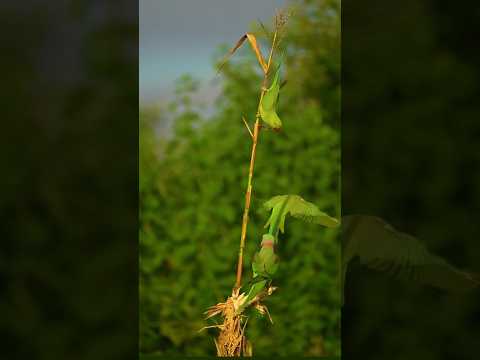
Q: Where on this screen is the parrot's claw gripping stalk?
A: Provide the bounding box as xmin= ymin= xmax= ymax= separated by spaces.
xmin=255 ymin=303 xmax=273 ymax=324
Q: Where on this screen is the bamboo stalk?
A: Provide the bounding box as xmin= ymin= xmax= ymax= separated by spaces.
xmin=234 ymin=115 xmax=261 ymax=289
xmin=234 ymin=31 xmax=277 ymax=290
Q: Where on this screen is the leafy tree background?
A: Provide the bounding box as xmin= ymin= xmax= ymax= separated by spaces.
xmin=139 ymin=0 xmax=341 ymax=356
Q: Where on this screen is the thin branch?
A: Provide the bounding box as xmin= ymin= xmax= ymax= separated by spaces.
xmin=234 ymin=34 xmax=276 ymax=289
xmin=242 ymin=116 xmax=254 ymax=139
xmin=266 ymin=31 xmax=277 ymax=72
xmin=234 ymin=118 xmax=261 ymax=289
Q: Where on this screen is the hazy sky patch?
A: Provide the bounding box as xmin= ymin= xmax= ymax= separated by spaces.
xmin=140 ymin=0 xmax=287 ymax=104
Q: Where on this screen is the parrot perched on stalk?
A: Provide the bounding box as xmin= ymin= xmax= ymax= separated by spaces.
xmin=259 ymin=66 xmax=282 ymax=130
xmin=241 ymin=234 xmax=279 ymax=308
xmin=236 ymin=195 xmax=338 ymax=316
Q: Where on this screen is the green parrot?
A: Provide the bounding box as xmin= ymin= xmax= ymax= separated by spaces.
xmin=253 ymin=234 xmax=279 ymax=278
xmin=236 ymin=234 xmax=279 ymax=315
xmin=259 ymin=66 xmax=282 ymax=130
xmin=236 ymin=195 xmax=338 ymax=316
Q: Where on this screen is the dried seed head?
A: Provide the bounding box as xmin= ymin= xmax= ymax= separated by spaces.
xmin=274 ymin=7 xmax=292 ymax=33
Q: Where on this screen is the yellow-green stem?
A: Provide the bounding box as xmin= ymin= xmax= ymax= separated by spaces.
xmin=234 ymin=32 xmax=277 ymax=290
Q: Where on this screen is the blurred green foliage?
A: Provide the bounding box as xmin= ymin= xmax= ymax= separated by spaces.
xmin=1 ymin=3 xmax=138 ymax=359
xmin=342 ymin=0 xmax=480 ymax=359
xmin=139 ymin=0 xmax=340 ymax=356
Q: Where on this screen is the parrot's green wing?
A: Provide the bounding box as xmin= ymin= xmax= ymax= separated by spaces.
xmin=252 ymin=248 xmax=279 ymax=278
xmin=259 ymin=66 xmax=282 ymax=130
xmin=252 ymin=252 xmax=262 ymax=276
xmin=261 ymin=67 xmax=280 ymax=109
xmin=248 ymin=274 xmax=270 ymax=287
xmin=264 ymin=195 xmax=339 ymax=234
xmin=239 ymin=279 xmax=268 ymax=313
xmin=288 ymin=196 xmax=339 ymax=227
xmin=341 ymin=215 xmax=480 ymax=305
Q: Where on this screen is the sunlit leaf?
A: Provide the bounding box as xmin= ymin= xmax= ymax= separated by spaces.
xmin=217 ymin=33 xmax=268 ymax=74
xmin=246 ymin=33 xmax=268 ymax=73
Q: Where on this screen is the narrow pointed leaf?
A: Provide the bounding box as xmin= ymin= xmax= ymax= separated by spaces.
xmin=216 ymin=34 xmax=247 ymax=74
xmin=216 ymin=33 xmax=267 ymax=74
xmin=257 ymin=19 xmax=274 ymax=40
xmin=246 ymin=33 xmax=268 ymax=73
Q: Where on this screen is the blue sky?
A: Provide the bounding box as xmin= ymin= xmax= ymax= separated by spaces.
xmin=140 ymin=0 xmax=287 ymax=104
